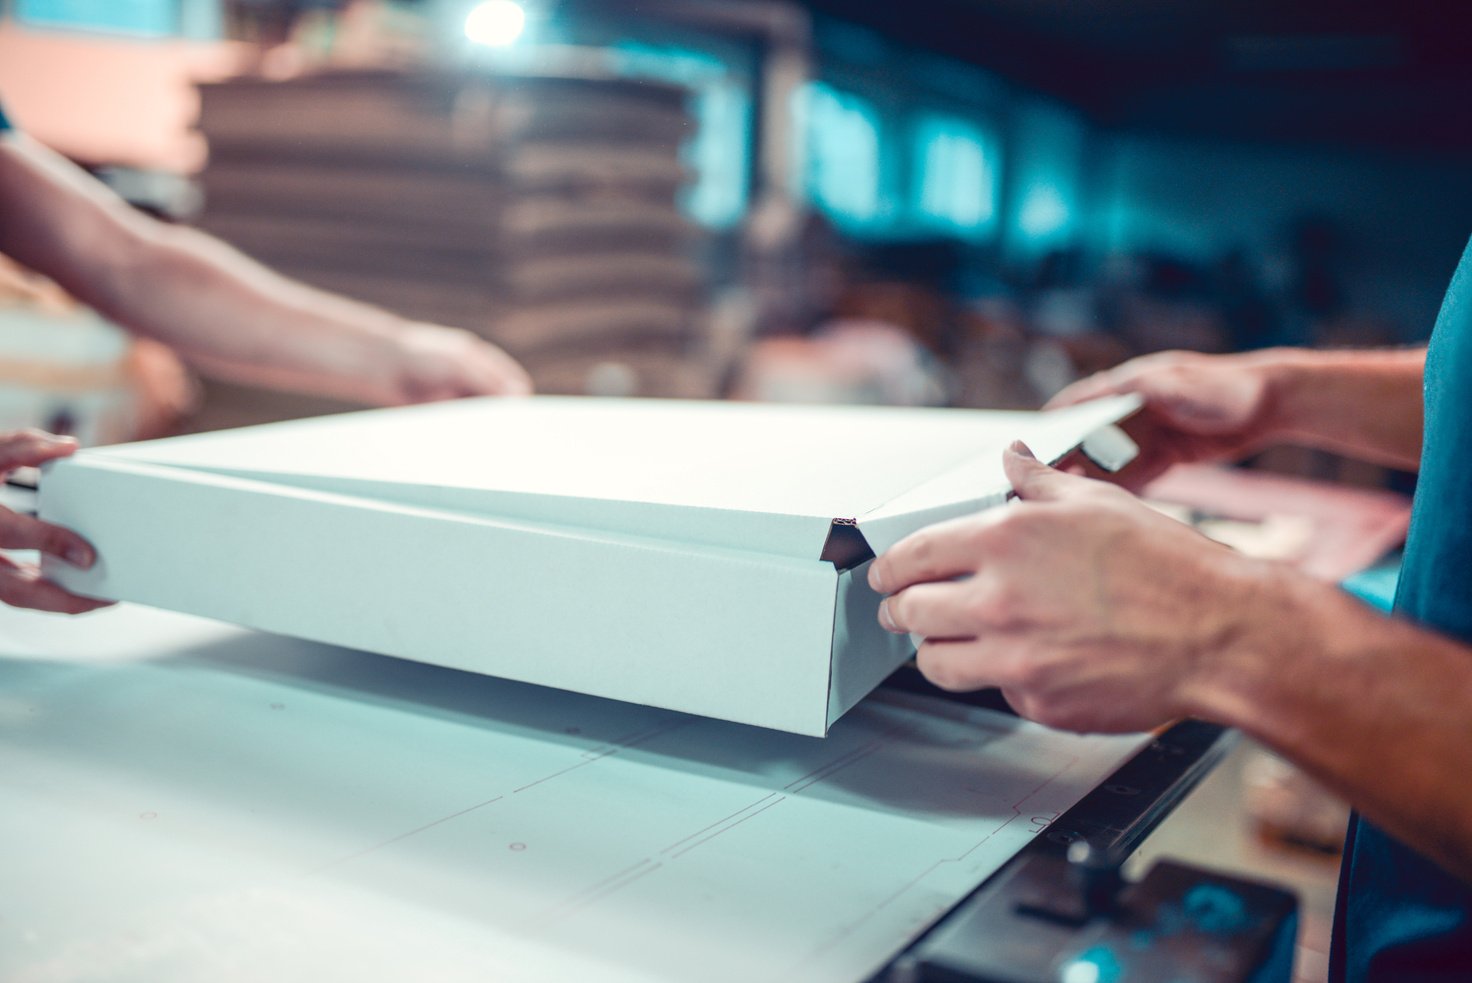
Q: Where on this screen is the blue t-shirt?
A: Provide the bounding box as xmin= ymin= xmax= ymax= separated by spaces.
xmin=0 ymin=100 xmax=11 ymax=131
xmin=1331 ymin=235 xmax=1472 ymax=980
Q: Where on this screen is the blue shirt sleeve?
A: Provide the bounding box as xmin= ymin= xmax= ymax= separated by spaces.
xmin=0 ymin=100 xmax=11 ymax=131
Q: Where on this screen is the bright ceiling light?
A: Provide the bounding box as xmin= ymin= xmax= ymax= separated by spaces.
xmin=465 ymin=0 xmax=526 ymax=47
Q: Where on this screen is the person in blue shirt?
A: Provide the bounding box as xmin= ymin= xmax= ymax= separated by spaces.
xmin=869 ymin=240 xmax=1472 ymax=979
xmin=0 ymin=100 xmax=531 ymax=614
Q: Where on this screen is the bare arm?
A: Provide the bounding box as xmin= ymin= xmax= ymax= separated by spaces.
xmin=1195 ymin=569 xmax=1472 ymax=883
xmin=0 ymin=131 xmax=530 ymax=404
xmin=1259 ymin=346 xmax=1425 ymax=470
xmin=1047 ymin=346 xmax=1426 ymax=481
xmin=872 ymin=447 xmax=1472 ymax=884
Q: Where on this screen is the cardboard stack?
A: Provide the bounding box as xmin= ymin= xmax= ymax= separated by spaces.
xmin=194 ymin=70 xmax=710 ymax=399
xmin=196 ymin=71 xmax=501 ymax=333
xmin=483 ymin=73 xmax=710 ymax=397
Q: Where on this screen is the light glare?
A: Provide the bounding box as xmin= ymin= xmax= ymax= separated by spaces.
xmin=465 ymin=0 xmax=526 ymax=47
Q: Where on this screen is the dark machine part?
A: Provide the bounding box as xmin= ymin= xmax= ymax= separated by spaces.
xmin=877 ymin=667 xmax=1297 ymax=983
xmin=897 ymin=848 xmax=1296 ymax=983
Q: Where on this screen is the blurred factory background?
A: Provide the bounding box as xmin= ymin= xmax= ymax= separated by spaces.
xmin=3 ymin=3 xmax=1470 ymax=978
xmin=6 ymin=0 xmax=1472 ymax=450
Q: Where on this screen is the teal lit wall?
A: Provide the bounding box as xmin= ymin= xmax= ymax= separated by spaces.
xmin=610 ymin=39 xmax=753 ymax=231
xmin=801 ymin=17 xmax=1066 ymax=249
xmin=14 ymin=0 xmax=221 ymax=39
xmin=17 ymin=0 xmax=176 ymax=35
xmin=1002 ymin=97 xmax=1088 ymax=261
xmin=1098 ymin=134 xmax=1472 ymax=339
xmin=912 ymin=111 xmax=1001 ymax=239
xmin=793 ymin=80 xmax=1008 ymax=242
xmin=794 ymin=80 xmax=885 ymax=231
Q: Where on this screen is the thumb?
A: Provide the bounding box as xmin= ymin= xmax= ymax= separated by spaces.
xmin=1004 ymin=440 xmax=1089 ymax=502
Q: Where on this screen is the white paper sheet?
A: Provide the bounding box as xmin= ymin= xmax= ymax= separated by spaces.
xmin=0 ymin=604 xmax=1149 ymax=983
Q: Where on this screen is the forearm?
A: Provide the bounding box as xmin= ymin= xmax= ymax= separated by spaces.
xmin=1256 ymin=347 xmax=1425 ymax=469
xmin=2 ymin=132 xmax=529 ymax=406
xmin=0 ymin=133 xmax=406 ymax=404
xmin=94 ymin=222 xmax=408 ymax=404
xmin=1190 ymin=566 xmax=1472 ymax=881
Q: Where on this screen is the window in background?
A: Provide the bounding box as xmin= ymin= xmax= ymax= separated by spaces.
xmin=1005 ymin=98 xmax=1085 ymax=254
xmin=611 ymin=40 xmax=752 ymax=231
xmin=794 ymin=81 xmax=884 ymax=230
xmin=15 ymin=0 xmax=177 ymax=36
xmin=1017 ymin=183 xmax=1071 ymax=239
xmin=912 ymin=111 xmax=1000 ymax=239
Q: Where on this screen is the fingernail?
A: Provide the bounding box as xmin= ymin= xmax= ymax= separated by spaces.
xmin=878 ymin=599 xmax=900 ymax=633
xmin=868 ymin=564 xmax=887 ymax=594
xmin=66 ymin=545 xmax=94 ymax=568
xmin=1009 ymin=440 xmax=1036 ymax=459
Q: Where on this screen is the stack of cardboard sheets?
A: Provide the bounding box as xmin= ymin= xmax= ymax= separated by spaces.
xmin=197 ymin=71 xmax=501 ymax=333
xmin=195 ymin=69 xmax=711 ymax=400
xmin=482 ymin=73 xmax=709 ymax=396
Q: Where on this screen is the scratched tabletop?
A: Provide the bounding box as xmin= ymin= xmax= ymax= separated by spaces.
xmin=0 ymin=603 xmax=1146 ymax=983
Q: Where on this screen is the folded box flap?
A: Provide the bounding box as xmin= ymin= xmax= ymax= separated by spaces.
xmin=851 ymin=394 xmax=1142 ymax=556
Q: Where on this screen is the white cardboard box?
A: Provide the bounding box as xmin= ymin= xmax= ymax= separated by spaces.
xmin=40 ymin=395 xmax=1138 ymax=735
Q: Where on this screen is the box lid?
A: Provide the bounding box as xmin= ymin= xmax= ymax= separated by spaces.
xmin=83 ymin=395 xmax=1140 ymax=561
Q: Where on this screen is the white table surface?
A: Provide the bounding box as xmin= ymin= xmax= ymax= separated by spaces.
xmin=0 ymin=601 xmax=1147 ymax=983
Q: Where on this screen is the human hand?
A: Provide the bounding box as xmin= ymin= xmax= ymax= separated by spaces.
xmin=868 ymin=442 xmax=1266 ymax=733
xmin=0 ymin=431 xmax=112 ymax=614
xmin=385 ymin=323 xmax=533 ymax=404
xmin=1045 ymin=349 xmax=1283 ymax=488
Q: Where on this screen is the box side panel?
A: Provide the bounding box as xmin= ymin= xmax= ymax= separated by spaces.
xmin=826 ymin=560 xmax=916 ymax=729
xmin=40 ymin=459 xmax=838 ymax=736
